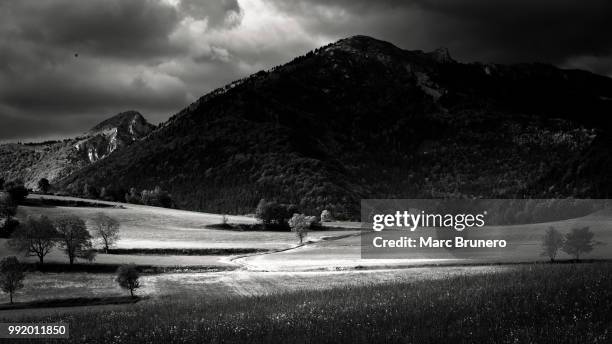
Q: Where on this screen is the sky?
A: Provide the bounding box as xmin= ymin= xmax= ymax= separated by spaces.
xmin=1 ymin=0 xmax=611 ymax=141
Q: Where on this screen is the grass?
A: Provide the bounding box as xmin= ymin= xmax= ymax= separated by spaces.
xmin=20 ymin=262 xmax=235 ymax=274
xmin=0 ymin=296 xmax=141 ymax=311
xmin=97 ymin=248 xmax=267 ymax=255
xmin=4 ymin=262 xmax=611 ymax=343
xmin=21 ymin=196 xmax=120 ymax=208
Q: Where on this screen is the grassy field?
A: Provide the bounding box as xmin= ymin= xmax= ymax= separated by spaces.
xmin=2 ymin=263 xmax=610 ymax=343
xmin=1 ymin=195 xmax=359 ymax=267
xmin=241 ymin=211 xmax=612 ymax=271
xmin=0 ymin=265 xmax=503 ymax=308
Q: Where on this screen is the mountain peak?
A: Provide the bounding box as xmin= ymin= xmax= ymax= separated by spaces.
xmin=328 ymin=35 xmax=402 ymax=54
xmin=90 ymin=110 xmax=147 ymax=133
xmin=428 ymin=47 xmax=454 ymax=64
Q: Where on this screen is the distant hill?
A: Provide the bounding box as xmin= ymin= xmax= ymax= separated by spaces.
xmin=0 ymin=111 xmax=154 ymax=190
xmin=56 ymin=36 xmax=612 ymax=219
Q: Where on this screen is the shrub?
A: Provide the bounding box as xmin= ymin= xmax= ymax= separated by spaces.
xmin=4 ymin=180 xmax=28 ymax=203
xmin=37 ymin=178 xmax=50 ymax=194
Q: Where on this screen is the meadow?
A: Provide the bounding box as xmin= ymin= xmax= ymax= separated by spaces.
xmin=2 ymin=195 xmax=612 ymax=343
xmin=2 ymin=262 xmax=610 ymax=343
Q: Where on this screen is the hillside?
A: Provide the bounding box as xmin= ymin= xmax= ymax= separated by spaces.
xmin=0 ymin=111 xmax=154 ymax=189
xmin=58 ymin=36 xmax=612 ymax=218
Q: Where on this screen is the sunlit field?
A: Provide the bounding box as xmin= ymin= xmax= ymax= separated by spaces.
xmin=2 ymin=263 xmax=611 ymax=343
xmin=0 ymin=265 xmax=503 ymax=308
xmin=2 ymin=194 xmax=612 ymax=344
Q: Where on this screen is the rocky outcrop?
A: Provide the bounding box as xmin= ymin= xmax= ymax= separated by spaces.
xmin=0 ymin=111 xmax=154 ymax=189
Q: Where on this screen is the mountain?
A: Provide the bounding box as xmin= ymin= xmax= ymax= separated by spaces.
xmin=57 ymin=36 xmax=612 ymax=218
xmin=0 ymin=111 xmax=154 ymax=189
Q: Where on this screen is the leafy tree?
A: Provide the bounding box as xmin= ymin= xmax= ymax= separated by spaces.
xmin=320 ymin=210 xmax=333 ymax=222
xmin=562 ymin=227 xmax=595 ymax=261
xmin=540 ymin=226 xmax=564 ymax=262
xmin=83 ymin=183 xmax=99 ymax=199
xmin=141 ymin=186 xmax=172 ymax=208
xmin=0 ymin=193 xmax=17 ymax=218
xmin=116 ymin=264 xmax=140 ymax=297
xmin=0 ymin=256 xmax=25 ymax=304
xmin=4 ymin=180 xmax=28 ymax=203
xmin=0 ymin=192 xmax=18 ymax=238
xmin=37 ymin=178 xmax=50 ymax=194
xmin=55 ymin=216 xmax=95 ymax=265
xmin=90 ymin=213 xmax=120 ymax=253
xmin=288 ymin=213 xmax=310 ymax=244
xmin=125 ymin=187 xmax=141 ymax=204
xmin=9 ymin=216 xmax=59 ymax=265
xmin=255 ymin=199 xmax=297 ymax=229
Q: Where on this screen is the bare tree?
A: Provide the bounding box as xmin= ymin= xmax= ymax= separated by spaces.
xmin=540 ymin=226 xmax=564 ymax=262
xmin=116 ymin=264 xmax=141 ymax=297
xmin=9 ymin=216 xmax=59 ymax=265
xmin=90 ymin=213 xmax=120 ymax=253
xmin=563 ymin=227 xmax=595 ymax=261
xmin=55 ymin=216 xmax=95 ymax=265
xmin=288 ymin=213 xmax=310 ymax=244
xmin=0 ymin=256 xmax=25 ymax=304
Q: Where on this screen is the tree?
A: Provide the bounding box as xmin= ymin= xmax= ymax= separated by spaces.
xmin=37 ymin=178 xmax=50 ymax=194
xmin=55 ymin=216 xmax=95 ymax=265
xmin=288 ymin=214 xmax=310 ymax=244
xmin=320 ymin=209 xmax=333 ymax=222
xmin=540 ymin=226 xmax=564 ymax=262
xmin=83 ymin=183 xmax=99 ymax=199
xmin=9 ymin=216 xmax=59 ymax=265
xmin=0 ymin=193 xmax=17 ymax=218
xmin=90 ymin=213 xmax=120 ymax=253
xmin=116 ymin=264 xmax=140 ymax=297
xmin=255 ymin=199 xmax=297 ymax=229
xmin=0 ymin=192 xmax=18 ymax=238
xmin=0 ymin=177 xmax=4 ymax=190
xmin=4 ymin=180 xmax=28 ymax=203
xmin=125 ymin=187 xmax=141 ymax=204
xmin=563 ymin=227 xmax=595 ymax=261
xmin=0 ymin=256 xmax=25 ymax=304
xmin=141 ymin=186 xmax=172 ymax=208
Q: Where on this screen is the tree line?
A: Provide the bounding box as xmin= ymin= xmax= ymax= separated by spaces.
xmin=0 ymin=211 xmax=141 ymax=304
xmin=8 ymin=213 xmax=120 ymax=265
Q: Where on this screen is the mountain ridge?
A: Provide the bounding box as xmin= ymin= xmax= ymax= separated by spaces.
xmin=45 ymin=35 xmax=612 ymax=218
xmin=0 ymin=111 xmax=154 ymax=189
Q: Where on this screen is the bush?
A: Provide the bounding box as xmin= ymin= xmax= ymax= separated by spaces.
xmin=255 ymin=199 xmax=297 ymax=230
xmin=3 ymin=180 xmax=28 ymax=203
xmin=0 ymin=218 xmax=19 ymax=238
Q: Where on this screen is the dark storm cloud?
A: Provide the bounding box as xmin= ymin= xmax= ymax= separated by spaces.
xmin=2 ymin=0 xmax=611 ymax=141
xmin=0 ymin=0 xmax=246 ymax=140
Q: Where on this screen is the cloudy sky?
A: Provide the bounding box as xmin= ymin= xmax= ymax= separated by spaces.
xmin=1 ymin=0 xmax=611 ymax=141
